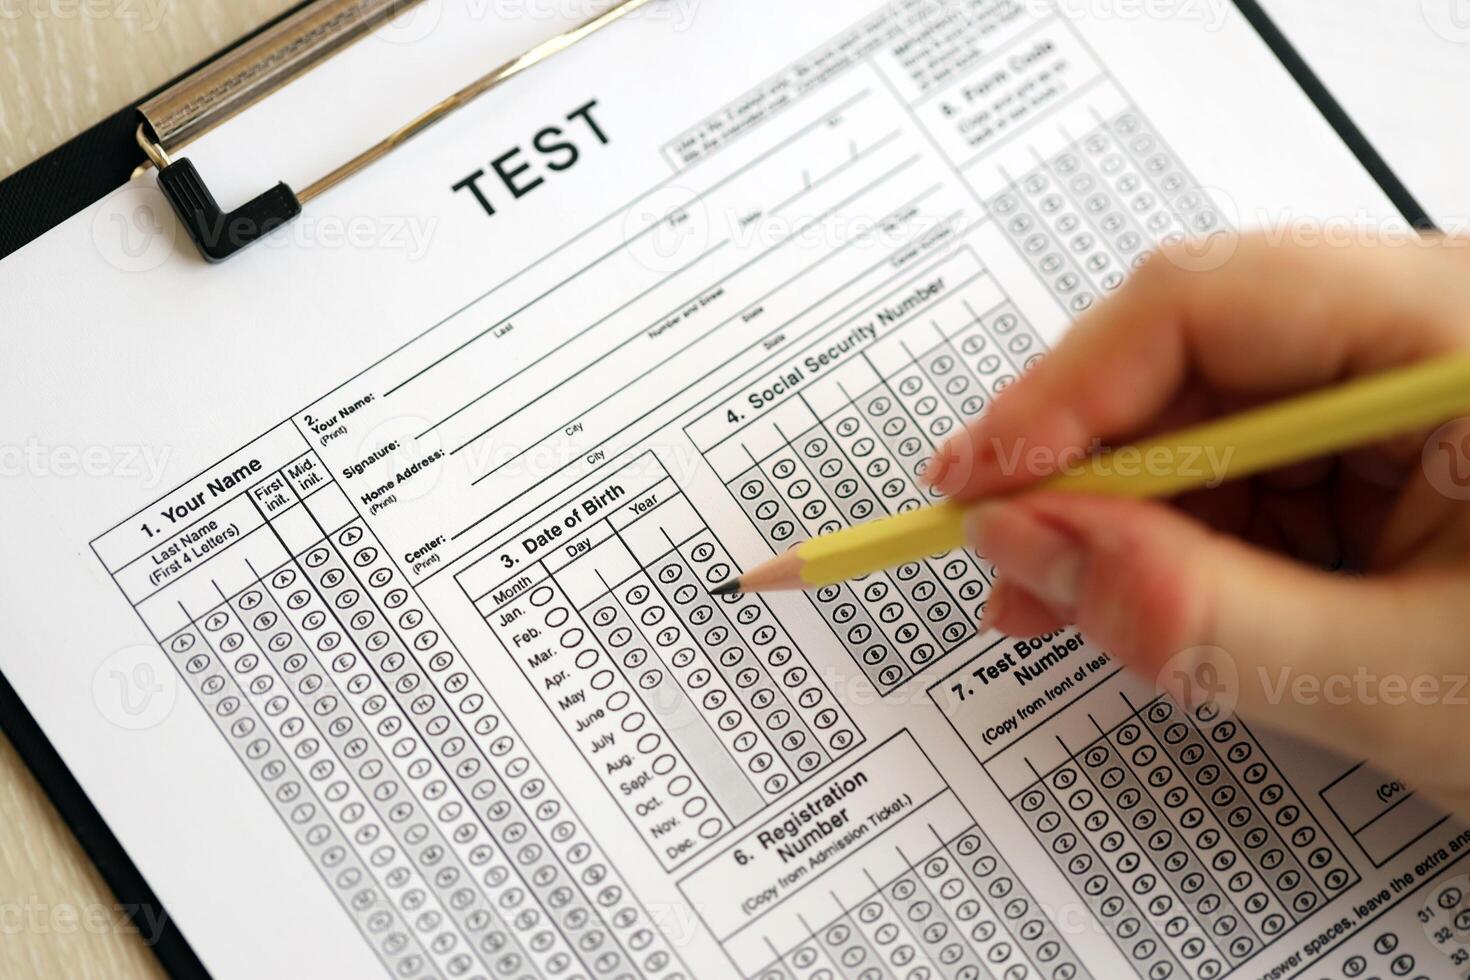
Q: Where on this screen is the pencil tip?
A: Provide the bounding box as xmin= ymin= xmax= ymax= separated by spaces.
xmin=710 ymin=578 xmax=741 ymax=596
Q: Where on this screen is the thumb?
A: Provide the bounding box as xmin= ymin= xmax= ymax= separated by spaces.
xmin=969 ymin=491 xmax=1469 ymax=769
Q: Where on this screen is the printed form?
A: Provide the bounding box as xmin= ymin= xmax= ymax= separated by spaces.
xmin=4 ymin=1 xmax=1467 ymax=978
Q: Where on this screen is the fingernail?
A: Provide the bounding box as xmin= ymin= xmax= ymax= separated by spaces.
xmin=966 ymin=502 xmax=1085 ymax=613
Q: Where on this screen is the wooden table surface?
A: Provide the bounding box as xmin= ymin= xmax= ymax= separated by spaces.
xmin=0 ymin=8 xmax=295 ymax=980
xmin=0 ymin=3 xmax=1462 ymax=979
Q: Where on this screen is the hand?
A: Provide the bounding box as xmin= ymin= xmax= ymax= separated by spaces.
xmin=926 ymin=234 xmax=1470 ymax=817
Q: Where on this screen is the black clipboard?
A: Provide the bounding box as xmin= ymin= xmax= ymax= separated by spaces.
xmin=0 ymin=0 xmax=321 ymax=264
xmin=0 ymin=2 xmax=1437 ymax=976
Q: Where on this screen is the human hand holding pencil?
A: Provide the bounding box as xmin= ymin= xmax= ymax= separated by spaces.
xmin=725 ymin=233 xmax=1470 ymax=819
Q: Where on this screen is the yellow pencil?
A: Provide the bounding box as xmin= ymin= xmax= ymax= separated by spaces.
xmin=713 ymin=353 xmax=1470 ymax=594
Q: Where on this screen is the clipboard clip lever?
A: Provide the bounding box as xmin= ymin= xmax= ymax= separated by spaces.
xmin=132 ymin=0 xmax=653 ymax=263
xmin=137 ymin=126 xmax=302 ymax=263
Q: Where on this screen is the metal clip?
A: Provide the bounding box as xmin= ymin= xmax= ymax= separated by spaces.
xmin=135 ymin=0 xmax=653 ymax=262
xmin=137 ymin=124 xmax=301 ymax=263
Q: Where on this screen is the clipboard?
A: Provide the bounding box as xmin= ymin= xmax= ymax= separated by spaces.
xmin=0 ymin=2 xmax=1439 ymax=977
xmin=0 ymin=0 xmax=1433 ymax=266
xmin=0 ymin=0 xmax=655 ymax=263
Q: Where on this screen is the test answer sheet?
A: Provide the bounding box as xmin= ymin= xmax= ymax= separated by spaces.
xmin=3 ymin=1 xmax=1466 ymax=978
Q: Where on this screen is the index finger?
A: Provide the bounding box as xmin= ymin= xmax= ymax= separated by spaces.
xmin=926 ymin=234 xmax=1470 ymax=501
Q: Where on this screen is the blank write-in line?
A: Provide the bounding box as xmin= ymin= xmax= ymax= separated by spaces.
xmin=456 ymin=154 xmax=924 ymax=472
xmin=422 ymin=128 xmax=903 ymax=443
xmin=446 ymin=185 xmax=948 ymax=543
xmin=379 ymin=89 xmax=876 ymax=399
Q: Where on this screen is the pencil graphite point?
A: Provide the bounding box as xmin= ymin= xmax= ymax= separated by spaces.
xmin=709 ymin=578 xmax=741 ymax=596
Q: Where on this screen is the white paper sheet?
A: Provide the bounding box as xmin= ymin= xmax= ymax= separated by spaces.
xmin=4 ymin=2 xmax=1467 ymax=978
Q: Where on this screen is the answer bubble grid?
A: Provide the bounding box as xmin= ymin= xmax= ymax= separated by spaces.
xmin=987 ymin=105 xmax=1224 ymax=317
xmin=99 ymin=436 xmax=689 ymax=980
xmin=312 ymin=516 xmax=680 ymax=978
xmin=692 ymin=262 xmax=1044 ymax=695
xmin=744 ymin=821 xmax=1092 ymax=980
xmin=227 ymin=574 xmax=536 ymax=977
xmin=161 ymin=612 xmax=441 ymax=979
xmin=1008 ymin=693 xmax=1358 ymax=980
xmin=461 ymin=454 xmax=860 ymax=873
